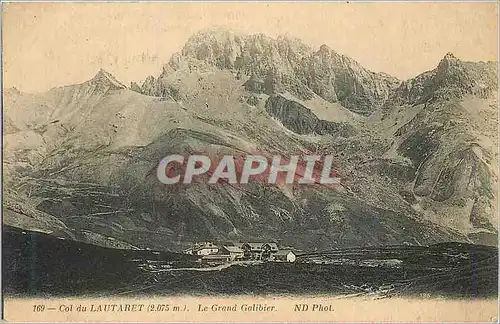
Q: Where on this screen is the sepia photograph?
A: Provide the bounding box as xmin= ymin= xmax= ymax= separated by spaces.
xmin=1 ymin=2 xmax=498 ymax=322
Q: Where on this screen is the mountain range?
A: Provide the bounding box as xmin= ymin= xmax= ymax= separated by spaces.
xmin=3 ymin=27 xmax=498 ymax=252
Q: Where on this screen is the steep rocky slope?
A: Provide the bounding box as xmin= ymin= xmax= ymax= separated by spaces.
xmin=3 ymin=29 xmax=497 ymax=251
xmin=368 ymin=54 xmax=498 ymax=245
xmin=265 ymin=94 xmax=357 ymax=137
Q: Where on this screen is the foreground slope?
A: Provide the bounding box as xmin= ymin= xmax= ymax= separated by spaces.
xmin=3 ymin=226 xmax=497 ymax=297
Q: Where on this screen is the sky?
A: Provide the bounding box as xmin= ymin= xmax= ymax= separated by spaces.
xmin=2 ymin=2 xmax=498 ymax=93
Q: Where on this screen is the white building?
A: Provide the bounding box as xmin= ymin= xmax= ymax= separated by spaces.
xmin=274 ymin=250 xmax=296 ymax=262
xmin=184 ymin=242 xmax=219 ymax=255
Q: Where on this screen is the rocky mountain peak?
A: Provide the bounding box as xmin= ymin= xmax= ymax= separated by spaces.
xmin=436 ymin=52 xmax=461 ymax=72
xmin=180 ymin=27 xmax=247 ymax=68
xmin=438 ymin=54 xmax=497 ymax=98
xmin=443 ymin=52 xmax=458 ymax=61
xmin=318 ymin=44 xmax=334 ymax=57
xmin=90 ymin=69 xmax=127 ymax=90
xmin=140 ymin=75 xmax=157 ymax=96
xmin=179 ymin=29 xmax=314 ymax=71
xmin=389 ymin=53 xmax=497 ymax=106
xmin=185 ymin=26 xmax=245 ymax=43
xmin=142 ymin=29 xmax=401 ymax=116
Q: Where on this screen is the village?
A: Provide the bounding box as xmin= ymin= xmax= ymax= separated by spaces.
xmin=183 ymin=241 xmax=297 ymax=265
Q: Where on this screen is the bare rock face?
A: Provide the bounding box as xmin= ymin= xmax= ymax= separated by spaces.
xmin=265 ymin=94 xmax=357 ymax=137
xmin=180 ymin=27 xmax=248 ymax=70
xmin=140 ymin=75 xmax=158 ymax=96
xmin=265 ymin=95 xmax=319 ymax=134
xmin=392 ymin=108 xmax=497 ymax=240
xmin=300 ymin=45 xmax=400 ymax=115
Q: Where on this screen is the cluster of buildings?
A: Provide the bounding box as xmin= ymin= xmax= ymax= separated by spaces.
xmin=183 ymin=241 xmax=296 ymax=263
